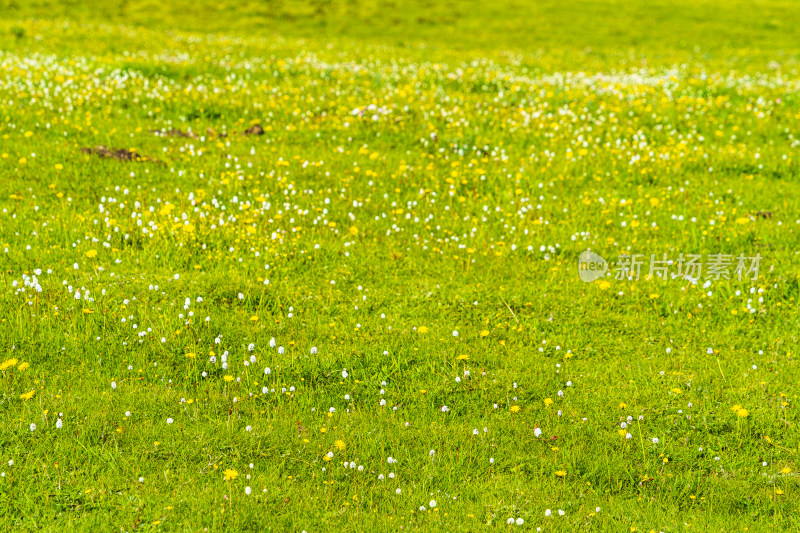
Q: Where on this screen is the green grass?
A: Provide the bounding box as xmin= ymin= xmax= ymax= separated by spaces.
xmin=1 ymin=1 xmax=800 ymax=531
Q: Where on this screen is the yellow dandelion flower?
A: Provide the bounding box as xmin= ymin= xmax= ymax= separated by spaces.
xmin=544 ymin=398 xmax=554 ymax=406
xmin=85 ymin=249 xmax=98 ymax=258
xmin=223 ymin=469 xmax=238 ymax=481
xmin=510 ymin=405 xmax=521 ymax=413
xmin=0 ymin=358 xmax=18 ymax=371
xmin=20 ymin=390 xmax=35 ymax=400
xmin=555 ymin=470 xmax=566 ymax=477
xmin=223 ymin=375 xmax=234 ymax=382
xmin=17 ymin=361 xmax=29 ymax=371
xmin=334 ymin=440 xmax=345 ymax=450
xmin=736 ymin=408 xmax=749 ymax=418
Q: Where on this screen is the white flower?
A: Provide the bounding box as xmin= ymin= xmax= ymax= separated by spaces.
xmin=167 ymin=418 xmax=174 ymax=424
xmin=558 ymin=509 xmax=565 ymax=516
xmin=452 ymin=330 xmax=459 ymax=337
xmin=245 ymin=486 xmax=252 ymax=495
xmin=56 ymin=419 xmax=63 ymax=429
xmin=652 ymin=437 xmax=659 ymax=444
xmin=30 ymin=423 xmax=36 ymax=432
xmin=395 ymin=488 xmax=401 ymax=494
xmin=516 ymin=518 xmax=524 ymax=525
xmin=311 ymin=347 xmax=317 ymax=355
xmin=507 ymin=518 xmax=514 ymax=525
xmin=264 ymin=367 xmax=271 ymax=375
xmin=595 ymin=507 xmax=601 ymax=513
xmin=545 ymin=509 xmax=551 ymax=516
xmin=489 ymin=457 xmax=494 ymax=464
xmin=342 ymin=370 xmax=349 ymax=379
xmin=534 ymin=428 xmax=542 ymax=438
xmin=111 ymin=381 xmax=117 ymax=390
xmin=429 ymin=500 xmax=436 ymax=508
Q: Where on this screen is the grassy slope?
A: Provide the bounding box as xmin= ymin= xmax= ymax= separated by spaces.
xmin=0 ymin=1 xmax=799 ymax=532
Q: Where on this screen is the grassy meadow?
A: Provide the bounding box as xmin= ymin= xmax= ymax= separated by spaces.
xmin=1 ymin=0 xmax=800 ymax=531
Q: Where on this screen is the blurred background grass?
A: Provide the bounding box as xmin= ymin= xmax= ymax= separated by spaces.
xmin=1 ymin=0 xmax=798 ymax=66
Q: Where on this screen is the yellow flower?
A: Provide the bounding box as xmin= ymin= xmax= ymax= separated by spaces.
xmin=17 ymin=361 xmax=29 ymax=371
xmin=334 ymin=440 xmax=345 ymax=450
xmin=510 ymin=405 xmax=521 ymax=413
xmin=417 ymin=326 xmax=429 ymax=334
xmin=0 ymin=358 xmax=18 ymax=371
xmin=736 ymin=408 xmax=749 ymax=418
xmin=223 ymin=469 xmax=238 ymax=481
xmin=85 ymin=249 xmax=98 ymax=258
xmin=456 ymin=354 xmax=469 ymax=361
xmin=20 ymin=390 xmax=35 ymax=400
xmin=479 ymin=330 xmax=490 ymax=337
xmin=781 ymin=467 xmax=791 ymax=474
xmin=555 ymin=470 xmax=566 ymax=477
xmin=223 ymin=375 xmax=234 ymax=382
xmin=544 ymin=398 xmax=554 ymax=406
